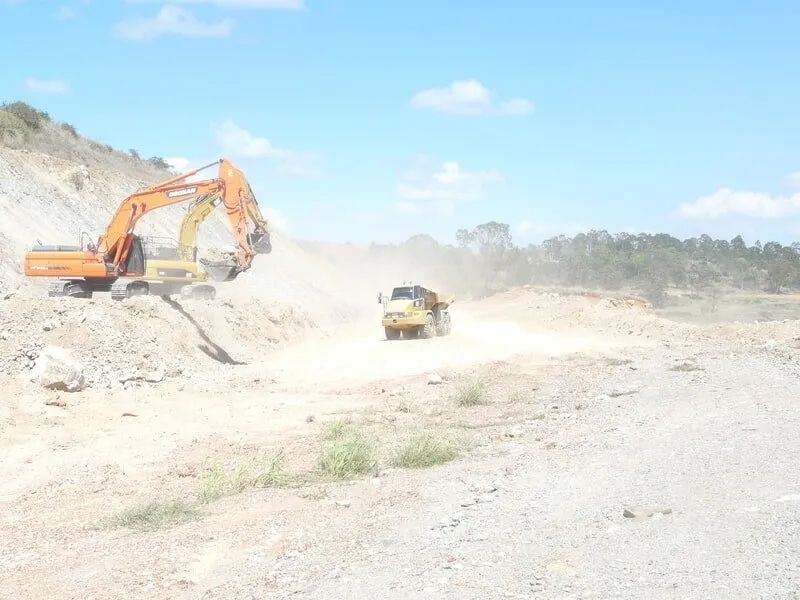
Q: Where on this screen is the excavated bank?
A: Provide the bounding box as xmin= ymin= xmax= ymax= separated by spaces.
xmin=0 ymin=293 xmax=315 ymax=390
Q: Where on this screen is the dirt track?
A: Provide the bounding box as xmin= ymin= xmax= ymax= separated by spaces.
xmin=2 ymin=289 xmax=800 ymax=599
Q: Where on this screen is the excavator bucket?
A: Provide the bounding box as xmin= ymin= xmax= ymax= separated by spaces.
xmin=200 ymin=258 xmax=242 ymax=282
xmin=249 ymin=230 xmax=272 ymax=254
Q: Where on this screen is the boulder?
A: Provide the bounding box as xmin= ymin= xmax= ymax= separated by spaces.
xmin=427 ymin=373 xmax=444 ymax=385
xmin=623 ymin=505 xmax=672 ymax=519
xmin=29 ymin=346 xmax=86 ymax=392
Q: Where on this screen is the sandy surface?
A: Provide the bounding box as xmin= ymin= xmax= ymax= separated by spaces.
xmin=2 ymin=286 xmax=800 ymax=599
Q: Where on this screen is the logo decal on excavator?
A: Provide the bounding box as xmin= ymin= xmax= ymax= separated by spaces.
xmin=167 ymin=187 xmax=197 ymax=198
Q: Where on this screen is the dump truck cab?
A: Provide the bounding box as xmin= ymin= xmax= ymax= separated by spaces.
xmin=380 ymin=283 xmax=453 ymax=340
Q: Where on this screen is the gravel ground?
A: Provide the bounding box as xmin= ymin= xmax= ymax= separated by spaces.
xmin=255 ymin=348 xmax=800 ymax=600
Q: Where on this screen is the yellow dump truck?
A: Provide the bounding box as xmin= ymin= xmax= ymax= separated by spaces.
xmin=379 ymin=284 xmax=453 ymax=340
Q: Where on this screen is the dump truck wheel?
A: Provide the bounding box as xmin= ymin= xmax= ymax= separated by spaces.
xmin=435 ymin=317 xmax=448 ymax=336
xmin=385 ymin=327 xmax=401 ymax=340
xmin=422 ymin=315 xmax=436 ymax=339
xmin=442 ymin=313 xmax=452 ymax=336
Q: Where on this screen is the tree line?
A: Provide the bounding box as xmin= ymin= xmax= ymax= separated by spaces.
xmin=369 ymin=222 xmax=800 ymax=306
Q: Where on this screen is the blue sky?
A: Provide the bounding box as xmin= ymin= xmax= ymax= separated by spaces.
xmin=2 ymin=0 xmax=799 ymax=244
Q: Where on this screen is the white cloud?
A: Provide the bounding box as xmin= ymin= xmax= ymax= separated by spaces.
xmin=54 ymin=6 xmax=76 ymax=20
xmin=166 ymin=156 xmax=191 ymax=171
xmin=677 ymin=187 xmax=800 ymax=220
xmin=25 ymin=77 xmax=70 ymax=94
xmin=275 ymin=151 xmax=320 ymax=177
xmin=396 ymin=157 xmax=502 ymax=214
xmin=410 ymin=79 xmax=534 ymax=116
xmin=213 ymin=118 xmax=288 ymax=159
xmin=786 ymin=172 xmax=800 ymax=188
xmin=499 ymin=98 xmax=534 ymax=115
xmin=115 ymin=5 xmax=234 ymax=40
xmin=212 ymin=118 xmax=318 ymax=176
xmin=411 ymin=80 xmax=491 ymax=115
xmin=127 ymin=0 xmax=303 ymax=8
xmin=263 ymin=207 xmax=288 ymax=231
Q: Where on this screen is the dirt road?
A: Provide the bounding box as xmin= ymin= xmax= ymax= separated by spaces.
xmin=2 ymin=289 xmax=799 ymax=599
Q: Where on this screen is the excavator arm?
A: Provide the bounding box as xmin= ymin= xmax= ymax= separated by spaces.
xmin=176 ymin=193 xmax=223 ymax=261
xmin=200 ymin=159 xmax=272 ymax=282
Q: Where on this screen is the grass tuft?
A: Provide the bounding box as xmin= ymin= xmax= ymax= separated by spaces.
xmin=323 ymin=418 xmax=358 ymax=441
xmin=112 ymin=500 xmax=198 ymax=531
xmin=453 ymin=377 xmax=488 ymax=406
xmin=319 ymin=421 xmax=376 ymax=478
xmin=395 ymin=432 xmax=460 ymax=469
xmin=199 ymin=451 xmax=288 ymax=504
xmin=251 ymin=451 xmax=290 ymax=488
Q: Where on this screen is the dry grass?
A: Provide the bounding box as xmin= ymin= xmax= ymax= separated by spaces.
xmin=395 ymin=432 xmax=460 ymax=469
xmin=111 ymin=500 xmax=198 ymax=531
xmin=453 ymin=377 xmax=488 ymax=406
xmin=319 ymin=420 xmax=376 ymax=478
xmin=198 ymin=451 xmax=288 ymax=504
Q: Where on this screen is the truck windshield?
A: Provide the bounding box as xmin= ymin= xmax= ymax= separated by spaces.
xmin=391 ymin=286 xmax=414 ymax=300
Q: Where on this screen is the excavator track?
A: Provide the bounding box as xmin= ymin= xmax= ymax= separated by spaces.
xmin=48 ymin=280 xmax=93 ymax=298
xmin=111 ymin=279 xmax=150 ymax=301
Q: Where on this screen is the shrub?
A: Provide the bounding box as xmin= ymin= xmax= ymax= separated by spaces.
xmin=69 ymin=170 xmax=85 ymax=191
xmin=395 ymin=432 xmax=459 ymax=469
xmin=148 ymin=156 xmax=171 ymax=170
xmin=129 ymin=148 xmax=140 ymax=160
xmin=2 ymin=101 xmax=49 ymax=130
xmin=61 ymin=122 xmax=78 ymax=138
xmin=0 ymin=110 xmax=28 ymax=140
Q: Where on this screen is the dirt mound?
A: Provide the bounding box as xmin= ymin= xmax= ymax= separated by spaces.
xmin=471 ymin=286 xmax=687 ymax=341
xmin=0 ymin=293 xmax=314 ymax=391
xmin=0 ymin=146 xmax=366 ymax=329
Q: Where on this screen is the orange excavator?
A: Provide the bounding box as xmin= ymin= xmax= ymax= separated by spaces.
xmin=24 ymin=158 xmax=271 ymax=299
